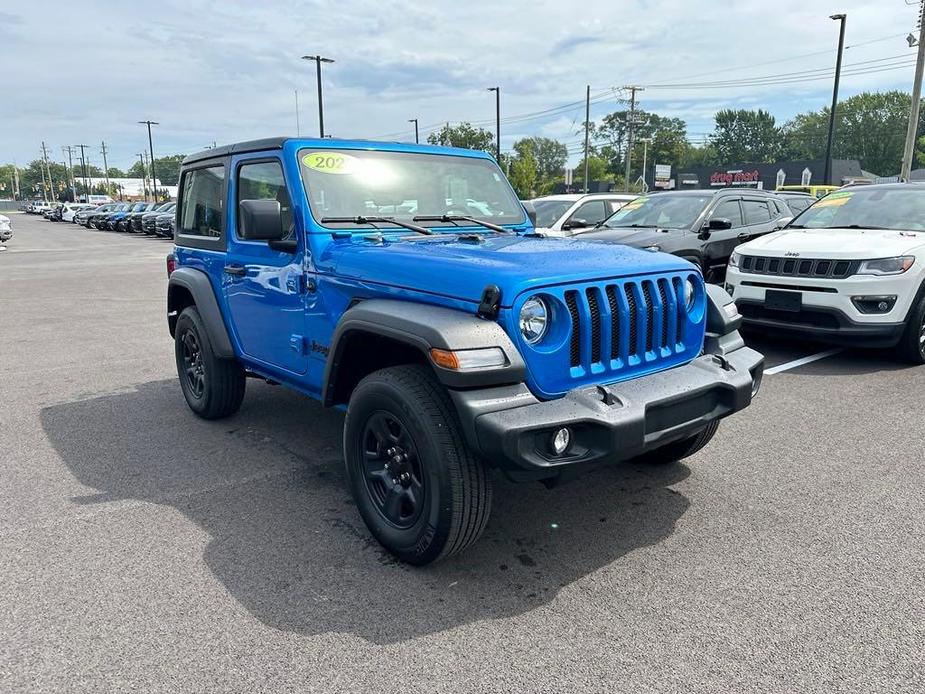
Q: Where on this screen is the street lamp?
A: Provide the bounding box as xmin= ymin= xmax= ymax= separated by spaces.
xmin=823 ymin=14 xmax=846 ymax=186
xmin=138 ymin=120 xmax=159 ymax=200
xmin=487 ymin=87 xmax=500 ymax=161
xmin=302 ymin=55 xmax=334 ymax=138
xmin=409 ymin=118 xmax=419 ymax=144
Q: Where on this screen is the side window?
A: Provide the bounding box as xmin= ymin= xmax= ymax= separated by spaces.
xmin=743 ymin=200 xmax=772 ymax=225
xmin=236 ymin=160 xmax=293 ymax=239
xmin=713 ymin=199 xmax=743 ymax=227
xmin=179 ymin=165 xmax=224 ymax=237
xmin=570 ymin=200 xmax=608 ymax=224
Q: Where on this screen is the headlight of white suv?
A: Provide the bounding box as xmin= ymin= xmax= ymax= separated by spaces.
xmin=519 ymin=295 xmax=549 ymax=344
xmin=857 ymin=256 xmax=915 ymax=275
xmin=729 ymin=251 xmax=740 ymax=267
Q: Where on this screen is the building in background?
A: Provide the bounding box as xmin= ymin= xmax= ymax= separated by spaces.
xmin=650 ymin=159 xmax=865 ymax=192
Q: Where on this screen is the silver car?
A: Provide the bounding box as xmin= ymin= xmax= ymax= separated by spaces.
xmin=0 ymin=214 xmax=12 ymax=242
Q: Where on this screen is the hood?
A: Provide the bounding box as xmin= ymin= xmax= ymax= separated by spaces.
xmin=317 ymin=233 xmax=693 ymax=306
xmin=574 ymin=226 xmax=685 ymax=249
xmin=740 ymin=227 xmax=925 ymax=258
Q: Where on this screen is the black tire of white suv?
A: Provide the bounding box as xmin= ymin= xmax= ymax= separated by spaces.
xmin=896 ymin=291 xmax=925 ymax=365
xmin=174 ymin=306 xmax=247 ymax=419
xmin=344 ymin=365 xmax=493 ymax=565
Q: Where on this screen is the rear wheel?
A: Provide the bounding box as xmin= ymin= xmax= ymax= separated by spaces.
xmin=895 ymin=292 xmax=925 ymax=364
xmin=635 ymin=420 xmax=720 ymax=465
xmin=174 ymin=306 xmax=246 ymax=419
xmin=344 ymin=365 xmax=492 ymax=565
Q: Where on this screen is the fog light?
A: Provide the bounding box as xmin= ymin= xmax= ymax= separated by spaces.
xmin=851 ymin=295 xmax=897 ymax=314
xmin=551 ymin=428 xmax=571 ymax=456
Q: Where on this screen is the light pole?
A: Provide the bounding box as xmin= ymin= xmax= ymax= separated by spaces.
xmin=139 ymin=120 xmax=159 ymax=200
xmin=409 ymin=118 xmax=419 ymax=143
xmin=302 ymin=55 xmax=334 ymax=137
xmin=640 ymin=138 xmax=651 ymax=192
xmin=487 ymin=87 xmax=500 ymax=161
xmin=823 ymin=14 xmax=846 ymax=186
xmin=901 ymin=2 xmax=925 ymax=180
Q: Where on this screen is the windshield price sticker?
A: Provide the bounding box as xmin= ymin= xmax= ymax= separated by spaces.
xmin=622 ymin=198 xmax=648 ymax=211
xmin=814 ymin=190 xmax=852 ymax=208
xmin=302 ymin=152 xmax=359 ymax=174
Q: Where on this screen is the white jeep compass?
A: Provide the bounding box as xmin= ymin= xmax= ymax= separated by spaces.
xmin=726 ymin=184 xmax=925 ymax=363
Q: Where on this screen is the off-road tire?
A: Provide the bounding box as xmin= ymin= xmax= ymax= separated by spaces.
xmin=174 ymin=306 xmax=246 ymax=419
xmin=635 ymin=420 xmax=720 ymax=465
xmin=344 ymin=364 xmax=492 ymax=565
xmin=895 ymin=292 xmax=925 ymax=364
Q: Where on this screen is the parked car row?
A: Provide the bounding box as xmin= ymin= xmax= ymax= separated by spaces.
xmin=44 ymin=200 xmax=177 ymax=237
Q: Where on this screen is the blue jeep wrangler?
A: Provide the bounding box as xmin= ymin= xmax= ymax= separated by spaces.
xmin=167 ymin=137 xmax=764 ymax=564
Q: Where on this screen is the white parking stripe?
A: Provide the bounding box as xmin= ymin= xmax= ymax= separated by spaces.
xmin=765 ymin=348 xmax=842 ymax=375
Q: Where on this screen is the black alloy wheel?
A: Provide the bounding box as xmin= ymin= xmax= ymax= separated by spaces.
xmin=181 ymin=330 xmax=205 ymax=398
xmin=360 ymin=411 xmax=425 ymax=529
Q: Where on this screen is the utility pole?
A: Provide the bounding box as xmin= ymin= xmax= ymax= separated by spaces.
xmin=138 ymin=120 xmax=159 ymax=201
xmin=100 ymin=141 xmax=111 ymax=194
xmin=902 ymin=2 xmax=925 ymax=180
xmin=583 ymin=84 xmax=591 ymax=194
xmin=62 ymin=146 xmax=77 ymax=202
xmin=623 ymin=86 xmax=643 ymax=192
xmin=139 ymin=153 xmax=149 ymax=201
xmin=295 ymin=89 xmax=301 ymax=136
xmin=75 ymin=144 xmax=90 ymax=202
xmin=301 ymin=55 xmax=334 ymax=137
xmin=41 ymin=141 xmax=55 ymax=202
xmin=487 ymin=87 xmax=501 ymax=161
xmin=823 ymin=14 xmax=847 ymax=185
xmin=409 ymin=118 xmax=419 ymax=143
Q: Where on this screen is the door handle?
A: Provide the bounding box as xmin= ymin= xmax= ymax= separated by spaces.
xmin=224 ymin=264 xmax=246 ymax=276
xmin=736 ymin=232 xmax=749 ymax=240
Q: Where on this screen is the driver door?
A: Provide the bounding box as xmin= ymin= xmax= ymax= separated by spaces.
xmin=701 ymin=197 xmax=743 ymax=273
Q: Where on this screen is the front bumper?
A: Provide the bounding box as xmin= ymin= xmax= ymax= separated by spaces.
xmin=451 ymin=345 xmax=763 ymax=475
xmin=727 ymin=267 xmax=912 ymax=347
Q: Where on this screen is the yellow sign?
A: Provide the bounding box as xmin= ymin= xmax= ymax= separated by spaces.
xmin=301 ymin=151 xmax=359 ymax=174
xmin=622 ymin=197 xmax=648 ymax=211
xmin=814 ymin=191 xmax=852 ymax=208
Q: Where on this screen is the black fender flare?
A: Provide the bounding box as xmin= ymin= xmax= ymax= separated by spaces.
xmin=167 ymin=267 xmax=235 ymax=358
xmin=323 ymin=299 xmax=526 ymax=406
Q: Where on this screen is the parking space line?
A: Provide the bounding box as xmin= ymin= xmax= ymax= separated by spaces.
xmin=765 ymin=348 xmax=842 ymax=375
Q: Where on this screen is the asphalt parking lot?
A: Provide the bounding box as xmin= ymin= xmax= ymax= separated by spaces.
xmin=1 ymin=212 xmax=923 ymax=693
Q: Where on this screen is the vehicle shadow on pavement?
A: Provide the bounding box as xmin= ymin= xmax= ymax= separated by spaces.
xmin=41 ymin=379 xmax=691 ymax=645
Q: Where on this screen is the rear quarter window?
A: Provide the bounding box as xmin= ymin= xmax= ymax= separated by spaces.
xmin=178 ymin=165 xmax=225 ymax=240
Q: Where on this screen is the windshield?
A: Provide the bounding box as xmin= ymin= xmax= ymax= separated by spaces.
xmin=298 ymin=148 xmax=525 ymax=231
xmin=791 ymin=187 xmax=925 ymax=231
xmin=532 ymin=200 xmax=574 ymax=227
xmin=601 ymin=194 xmax=711 ymax=230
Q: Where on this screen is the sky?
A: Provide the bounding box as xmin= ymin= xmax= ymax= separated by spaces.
xmin=1 ymin=0 xmax=920 ymax=171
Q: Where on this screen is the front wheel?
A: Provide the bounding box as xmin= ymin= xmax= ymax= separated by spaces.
xmin=344 ymin=365 xmax=493 ymax=565
xmin=635 ymin=420 xmax=720 ymax=465
xmin=895 ymin=292 xmax=925 ymax=364
xmin=174 ymin=306 xmax=246 ymax=419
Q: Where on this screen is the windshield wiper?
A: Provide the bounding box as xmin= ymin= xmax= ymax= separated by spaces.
xmin=413 ymin=214 xmax=510 ymax=233
xmin=321 ymin=216 xmax=434 ymax=235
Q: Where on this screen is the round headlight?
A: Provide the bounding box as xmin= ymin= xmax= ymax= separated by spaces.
xmin=684 ymin=278 xmax=696 ymax=310
xmin=519 ymin=296 xmax=549 ymax=344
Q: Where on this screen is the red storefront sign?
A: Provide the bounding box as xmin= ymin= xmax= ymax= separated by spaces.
xmin=709 ymin=170 xmax=760 ymax=186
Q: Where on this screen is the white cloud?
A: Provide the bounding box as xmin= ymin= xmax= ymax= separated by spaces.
xmin=0 ymin=0 xmax=917 ymax=169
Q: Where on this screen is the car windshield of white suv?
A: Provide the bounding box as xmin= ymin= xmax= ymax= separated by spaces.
xmin=600 ymin=194 xmax=712 ymax=230
xmin=789 ymin=187 xmax=925 ymax=231
xmin=299 ymin=148 xmax=525 ymax=232
xmin=532 ymin=200 xmax=573 ymax=227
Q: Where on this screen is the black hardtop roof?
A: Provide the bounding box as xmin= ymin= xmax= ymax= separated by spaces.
xmin=182 ymin=137 xmax=288 ymax=165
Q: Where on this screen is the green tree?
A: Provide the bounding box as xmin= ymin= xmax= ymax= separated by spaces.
xmin=680 ymin=143 xmax=719 ymax=169
xmin=710 ymin=109 xmax=783 ymax=163
xmin=427 ymin=122 xmax=495 ymax=153
xmin=152 ymin=154 xmax=185 ymax=186
xmin=593 ymin=109 xmax=688 ymax=180
xmin=574 ymin=155 xmax=611 ymax=187
xmin=507 ymin=146 xmax=537 ymax=198
xmin=782 ymin=91 xmax=924 ymax=175
xmin=512 ymin=137 xmax=567 ymax=181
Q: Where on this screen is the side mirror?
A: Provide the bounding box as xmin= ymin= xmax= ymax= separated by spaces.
xmin=522 ymin=201 xmax=537 ymax=227
xmin=239 ymin=199 xmax=284 ymax=240
xmin=563 ymin=217 xmax=590 ymax=231
xmin=707 ymin=217 xmax=733 ymax=231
